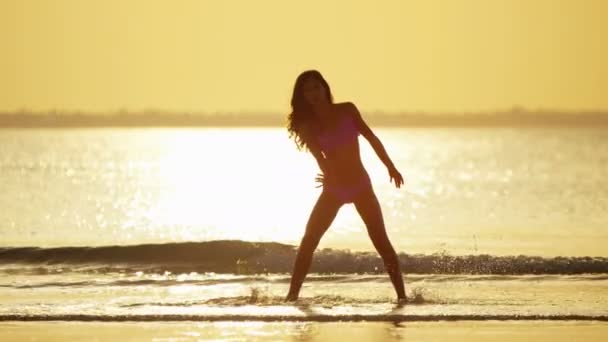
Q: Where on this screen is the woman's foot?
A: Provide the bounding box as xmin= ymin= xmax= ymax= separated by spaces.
xmin=285 ymin=294 xmax=298 ymax=302
xmin=396 ymin=296 xmax=408 ymax=307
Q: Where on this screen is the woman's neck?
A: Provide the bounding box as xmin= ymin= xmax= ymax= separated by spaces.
xmin=311 ymin=102 xmax=334 ymax=121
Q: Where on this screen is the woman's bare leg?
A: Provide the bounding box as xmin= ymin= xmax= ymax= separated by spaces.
xmin=286 ymin=191 xmax=342 ymax=301
xmin=354 ymin=189 xmax=406 ymax=300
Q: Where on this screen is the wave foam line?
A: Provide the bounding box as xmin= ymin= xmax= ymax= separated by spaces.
xmin=1 ymin=314 xmax=607 ymax=322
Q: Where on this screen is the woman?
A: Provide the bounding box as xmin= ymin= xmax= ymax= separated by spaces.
xmin=285 ymin=70 xmax=407 ymax=303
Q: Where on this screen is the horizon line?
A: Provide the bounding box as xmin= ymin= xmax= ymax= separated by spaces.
xmin=3 ymin=107 xmax=608 ymax=116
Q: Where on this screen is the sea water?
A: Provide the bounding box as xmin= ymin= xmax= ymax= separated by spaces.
xmin=0 ymin=126 xmax=607 ymax=321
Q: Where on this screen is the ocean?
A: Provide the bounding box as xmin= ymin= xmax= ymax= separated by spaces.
xmin=0 ymin=126 xmax=607 ymax=322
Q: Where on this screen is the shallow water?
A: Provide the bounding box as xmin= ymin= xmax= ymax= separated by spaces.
xmin=0 ymin=240 xmax=607 ymax=321
xmin=1 ymin=268 xmax=607 ymax=321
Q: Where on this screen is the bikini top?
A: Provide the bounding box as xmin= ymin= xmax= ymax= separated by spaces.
xmin=316 ymin=114 xmax=360 ymax=152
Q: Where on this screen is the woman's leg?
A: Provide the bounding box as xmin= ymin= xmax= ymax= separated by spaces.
xmin=286 ymin=191 xmax=342 ymax=300
xmin=353 ymin=188 xmax=406 ymax=300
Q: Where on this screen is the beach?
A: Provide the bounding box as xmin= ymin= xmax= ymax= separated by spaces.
xmin=4 ymin=0 xmax=608 ymax=339
xmin=2 ymin=321 xmax=608 ymax=341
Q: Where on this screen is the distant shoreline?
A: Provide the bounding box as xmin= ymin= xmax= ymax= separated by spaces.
xmin=1 ymin=111 xmax=608 ymax=127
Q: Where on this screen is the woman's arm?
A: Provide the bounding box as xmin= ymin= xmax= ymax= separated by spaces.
xmin=301 ymin=123 xmax=330 ymax=175
xmin=346 ymin=102 xmax=404 ymax=188
xmin=310 ymin=143 xmax=329 ymax=175
xmin=306 ymin=135 xmax=334 ymax=188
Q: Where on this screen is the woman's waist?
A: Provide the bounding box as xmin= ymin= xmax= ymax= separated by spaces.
xmin=325 ymin=166 xmax=370 ymax=185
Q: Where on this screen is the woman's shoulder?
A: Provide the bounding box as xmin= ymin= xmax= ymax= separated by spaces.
xmin=333 ymin=101 xmax=357 ymax=110
xmin=333 ymin=102 xmax=360 ymax=120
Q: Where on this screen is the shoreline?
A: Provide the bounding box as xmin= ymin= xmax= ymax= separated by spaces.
xmin=2 ymin=321 xmax=607 ymax=341
xmin=2 ymin=314 xmax=608 ymax=322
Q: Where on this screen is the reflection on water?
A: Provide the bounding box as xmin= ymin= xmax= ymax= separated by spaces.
xmin=2 ymin=321 xmax=607 ymax=341
xmin=0 ymin=127 xmax=607 ymax=256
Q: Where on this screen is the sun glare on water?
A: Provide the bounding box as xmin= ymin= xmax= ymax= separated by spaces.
xmin=143 ymin=128 xmax=320 ymax=243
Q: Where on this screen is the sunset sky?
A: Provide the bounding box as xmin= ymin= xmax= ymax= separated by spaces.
xmin=2 ymin=0 xmax=607 ymax=113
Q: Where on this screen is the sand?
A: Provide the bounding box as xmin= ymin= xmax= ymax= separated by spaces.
xmin=1 ymin=321 xmax=607 ymax=341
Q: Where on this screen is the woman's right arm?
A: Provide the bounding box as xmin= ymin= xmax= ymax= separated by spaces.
xmin=301 ymin=123 xmax=328 ymax=174
xmin=309 ymin=144 xmax=332 ymax=188
xmin=310 ymin=145 xmax=328 ymax=175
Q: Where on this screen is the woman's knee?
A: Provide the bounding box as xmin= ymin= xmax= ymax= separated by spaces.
xmin=372 ymin=237 xmax=399 ymax=262
xmin=382 ymin=253 xmax=401 ymax=272
xmin=299 ymin=230 xmax=322 ymax=252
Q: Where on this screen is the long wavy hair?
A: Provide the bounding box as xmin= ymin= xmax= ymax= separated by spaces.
xmin=287 ymin=70 xmax=334 ymax=151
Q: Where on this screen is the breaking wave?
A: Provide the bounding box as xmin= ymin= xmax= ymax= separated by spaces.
xmin=1 ymin=240 xmax=607 ymax=275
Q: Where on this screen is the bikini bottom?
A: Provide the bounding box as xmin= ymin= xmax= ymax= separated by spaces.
xmin=323 ymin=175 xmax=372 ymax=204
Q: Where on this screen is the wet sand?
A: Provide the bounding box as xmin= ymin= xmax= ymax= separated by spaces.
xmin=1 ymin=321 xmax=607 ymax=341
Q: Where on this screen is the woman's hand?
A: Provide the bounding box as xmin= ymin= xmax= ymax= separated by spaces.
xmin=388 ymin=166 xmax=404 ymax=188
xmin=315 ymin=172 xmax=325 ymax=188
xmin=315 ymin=169 xmax=333 ymax=188
xmin=315 ymin=173 xmax=327 ymax=188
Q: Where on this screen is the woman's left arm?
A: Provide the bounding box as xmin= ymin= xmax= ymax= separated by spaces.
xmin=346 ymin=102 xmax=404 ymax=188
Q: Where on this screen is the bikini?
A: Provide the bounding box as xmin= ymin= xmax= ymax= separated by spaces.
xmin=317 ymin=114 xmax=372 ymax=204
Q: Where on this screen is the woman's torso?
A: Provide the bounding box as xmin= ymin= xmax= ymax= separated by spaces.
xmin=314 ymin=103 xmax=369 ymax=185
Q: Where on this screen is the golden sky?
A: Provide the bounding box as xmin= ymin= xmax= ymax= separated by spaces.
xmin=1 ymin=0 xmax=607 ymax=113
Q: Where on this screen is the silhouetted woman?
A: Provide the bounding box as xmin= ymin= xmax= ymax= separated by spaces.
xmin=285 ymin=70 xmax=407 ymax=302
